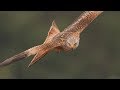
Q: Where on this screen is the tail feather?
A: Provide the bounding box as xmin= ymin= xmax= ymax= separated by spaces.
xmin=28 ymin=49 xmax=50 ymax=67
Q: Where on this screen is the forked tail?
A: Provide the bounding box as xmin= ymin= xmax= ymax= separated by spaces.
xmin=28 ymin=20 xmax=61 ymax=67
xmin=28 ymin=43 xmax=54 ymax=67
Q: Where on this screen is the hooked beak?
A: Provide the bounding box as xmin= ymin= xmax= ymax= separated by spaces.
xmin=71 ymin=45 xmax=76 ymax=50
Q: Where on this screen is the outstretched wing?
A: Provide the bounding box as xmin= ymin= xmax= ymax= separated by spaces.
xmin=0 ymin=45 xmax=40 ymax=67
xmin=0 ymin=11 xmax=103 ymax=68
xmin=0 ymin=21 xmax=61 ymax=68
xmin=64 ymin=11 xmax=103 ymax=33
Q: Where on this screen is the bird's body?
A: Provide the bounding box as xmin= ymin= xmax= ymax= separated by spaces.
xmin=0 ymin=11 xmax=103 ymax=67
xmin=53 ymin=31 xmax=80 ymax=51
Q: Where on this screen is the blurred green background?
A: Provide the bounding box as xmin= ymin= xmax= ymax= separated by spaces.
xmin=0 ymin=11 xmax=120 ymax=79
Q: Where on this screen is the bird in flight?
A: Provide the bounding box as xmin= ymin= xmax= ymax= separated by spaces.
xmin=0 ymin=11 xmax=103 ymax=68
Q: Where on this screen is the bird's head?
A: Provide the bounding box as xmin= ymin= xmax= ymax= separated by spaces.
xmin=66 ymin=36 xmax=80 ymax=50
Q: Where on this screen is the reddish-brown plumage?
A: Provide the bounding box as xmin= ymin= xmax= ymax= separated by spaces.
xmin=0 ymin=11 xmax=103 ymax=67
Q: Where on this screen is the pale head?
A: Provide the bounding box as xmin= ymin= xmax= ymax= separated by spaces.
xmin=66 ymin=35 xmax=80 ymax=50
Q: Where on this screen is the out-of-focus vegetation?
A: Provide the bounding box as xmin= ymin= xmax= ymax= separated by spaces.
xmin=0 ymin=11 xmax=120 ymax=79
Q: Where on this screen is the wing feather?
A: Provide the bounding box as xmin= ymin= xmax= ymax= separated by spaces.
xmin=64 ymin=11 xmax=103 ymax=33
